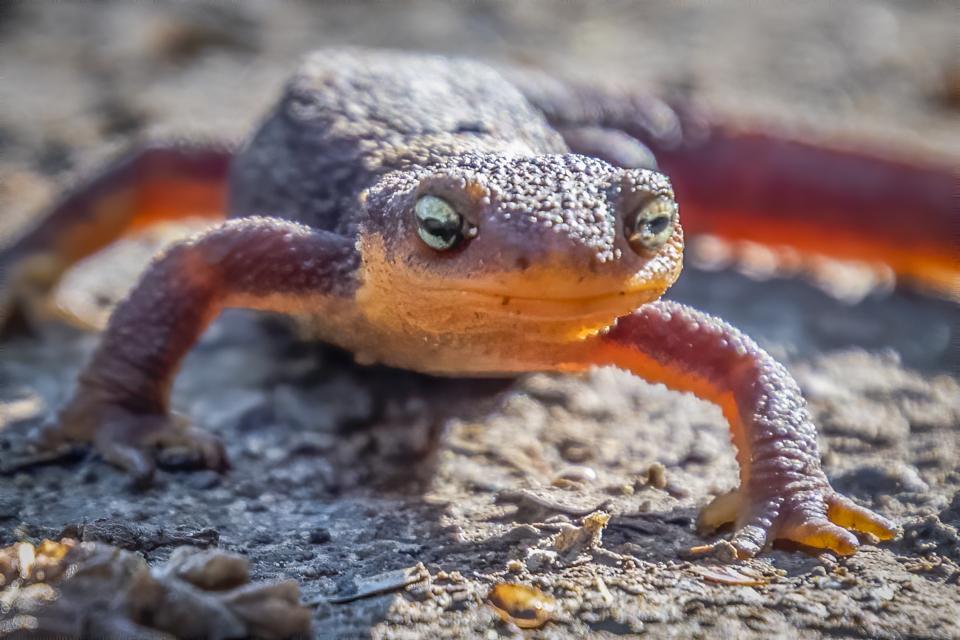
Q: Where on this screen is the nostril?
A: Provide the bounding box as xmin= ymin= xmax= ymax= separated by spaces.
xmin=515 ymin=256 xmax=530 ymax=271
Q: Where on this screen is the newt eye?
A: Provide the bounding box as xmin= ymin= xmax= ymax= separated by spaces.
xmin=414 ymin=195 xmax=465 ymax=250
xmin=625 ymin=195 xmax=677 ymax=255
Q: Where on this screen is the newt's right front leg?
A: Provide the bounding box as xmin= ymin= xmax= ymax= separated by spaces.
xmin=36 ymin=216 xmax=359 ymax=483
xmin=563 ymin=301 xmax=898 ymax=557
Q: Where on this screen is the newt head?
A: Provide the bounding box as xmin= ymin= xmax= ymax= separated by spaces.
xmin=355 ymin=153 xmax=684 ymax=348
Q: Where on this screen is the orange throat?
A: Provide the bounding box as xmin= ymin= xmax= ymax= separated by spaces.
xmin=351 ymin=233 xmax=683 ymax=372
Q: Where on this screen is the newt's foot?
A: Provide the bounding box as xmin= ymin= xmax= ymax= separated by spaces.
xmin=33 ymin=397 xmax=228 ymax=485
xmin=693 ymin=482 xmax=898 ymax=559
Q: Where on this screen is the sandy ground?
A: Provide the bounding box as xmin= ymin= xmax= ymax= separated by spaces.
xmin=1 ymin=1 xmax=959 ymax=638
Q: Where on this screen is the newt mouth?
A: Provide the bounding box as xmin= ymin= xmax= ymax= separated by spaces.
xmin=429 ymin=285 xmax=665 ymax=322
xmin=355 ymin=231 xmax=684 ymax=339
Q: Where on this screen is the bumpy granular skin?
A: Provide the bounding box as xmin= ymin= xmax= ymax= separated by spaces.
xmin=363 ymin=153 xmax=675 ymax=266
xmin=230 ymin=50 xmax=677 ymax=287
xmin=595 ymin=300 xmax=896 ymax=556
xmin=229 ymin=49 xmax=567 ymax=235
xmin=74 ymin=218 xmax=358 ymax=414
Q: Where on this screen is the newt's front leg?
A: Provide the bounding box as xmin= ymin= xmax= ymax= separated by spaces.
xmin=35 ymin=216 xmax=358 ymax=483
xmin=567 ymin=301 xmax=897 ymax=557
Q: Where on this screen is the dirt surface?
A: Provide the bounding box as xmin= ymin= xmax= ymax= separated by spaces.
xmin=1 ymin=1 xmax=959 ymax=638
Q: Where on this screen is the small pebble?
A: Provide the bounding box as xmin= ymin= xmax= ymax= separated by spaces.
xmin=556 ymin=465 xmax=597 ymax=483
xmin=186 ymin=471 xmax=221 ymax=490
xmin=559 ymin=439 xmax=593 ymax=463
xmin=448 ymin=590 xmax=473 ymax=611
xmin=306 ymin=527 xmax=331 ymax=544
xmin=525 ymin=550 xmax=558 ymax=572
xmin=647 ymin=463 xmax=667 ymax=489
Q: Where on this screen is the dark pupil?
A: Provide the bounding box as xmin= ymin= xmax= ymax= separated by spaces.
xmin=423 ymin=216 xmax=460 ymax=243
xmin=644 ymin=215 xmax=670 ymax=236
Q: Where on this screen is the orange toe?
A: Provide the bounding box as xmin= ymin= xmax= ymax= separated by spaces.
xmin=827 ymin=494 xmax=898 ymax=541
xmin=697 ymin=489 xmax=742 ymax=533
xmin=780 ymin=518 xmax=860 ymax=556
xmin=694 ymin=485 xmax=896 ymax=558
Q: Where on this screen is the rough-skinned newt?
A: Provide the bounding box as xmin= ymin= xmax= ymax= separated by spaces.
xmin=7 ymin=48 xmax=954 ymax=559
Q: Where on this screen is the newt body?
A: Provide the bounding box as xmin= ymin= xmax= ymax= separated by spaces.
xmin=2 ymin=49 xmax=919 ymax=558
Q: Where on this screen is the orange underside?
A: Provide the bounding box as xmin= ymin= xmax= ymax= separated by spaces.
xmin=682 ymin=207 xmax=959 ymax=299
xmin=563 ymin=342 xmax=749 ymax=484
xmin=132 ymin=179 xmax=227 ymax=230
xmin=51 ymin=177 xmax=226 ymax=266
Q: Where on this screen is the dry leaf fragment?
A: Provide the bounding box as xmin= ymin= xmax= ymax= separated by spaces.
xmin=487 ymin=582 xmax=555 ymax=629
xmin=327 ymin=563 xmax=428 ymax=604
xmin=696 ymin=564 xmax=768 ymax=586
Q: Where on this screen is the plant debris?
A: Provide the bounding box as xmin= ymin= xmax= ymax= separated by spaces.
xmin=326 ymin=563 xmax=429 ymax=604
xmin=695 ymin=564 xmax=769 ymax=587
xmin=0 ymin=539 xmax=311 ymax=639
xmin=486 ymin=582 xmax=556 ymax=629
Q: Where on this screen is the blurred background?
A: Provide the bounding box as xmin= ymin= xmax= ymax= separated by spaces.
xmin=0 ymin=0 xmax=957 ymax=368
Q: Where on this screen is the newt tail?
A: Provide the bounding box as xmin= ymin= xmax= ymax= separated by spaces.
xmin=0 ymin=142 xmax=231 ymax=332
xmin=650 ymin=113 xmax=959 ymax=299
xmin=510 ymin=73 xmax=957 ymax=299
